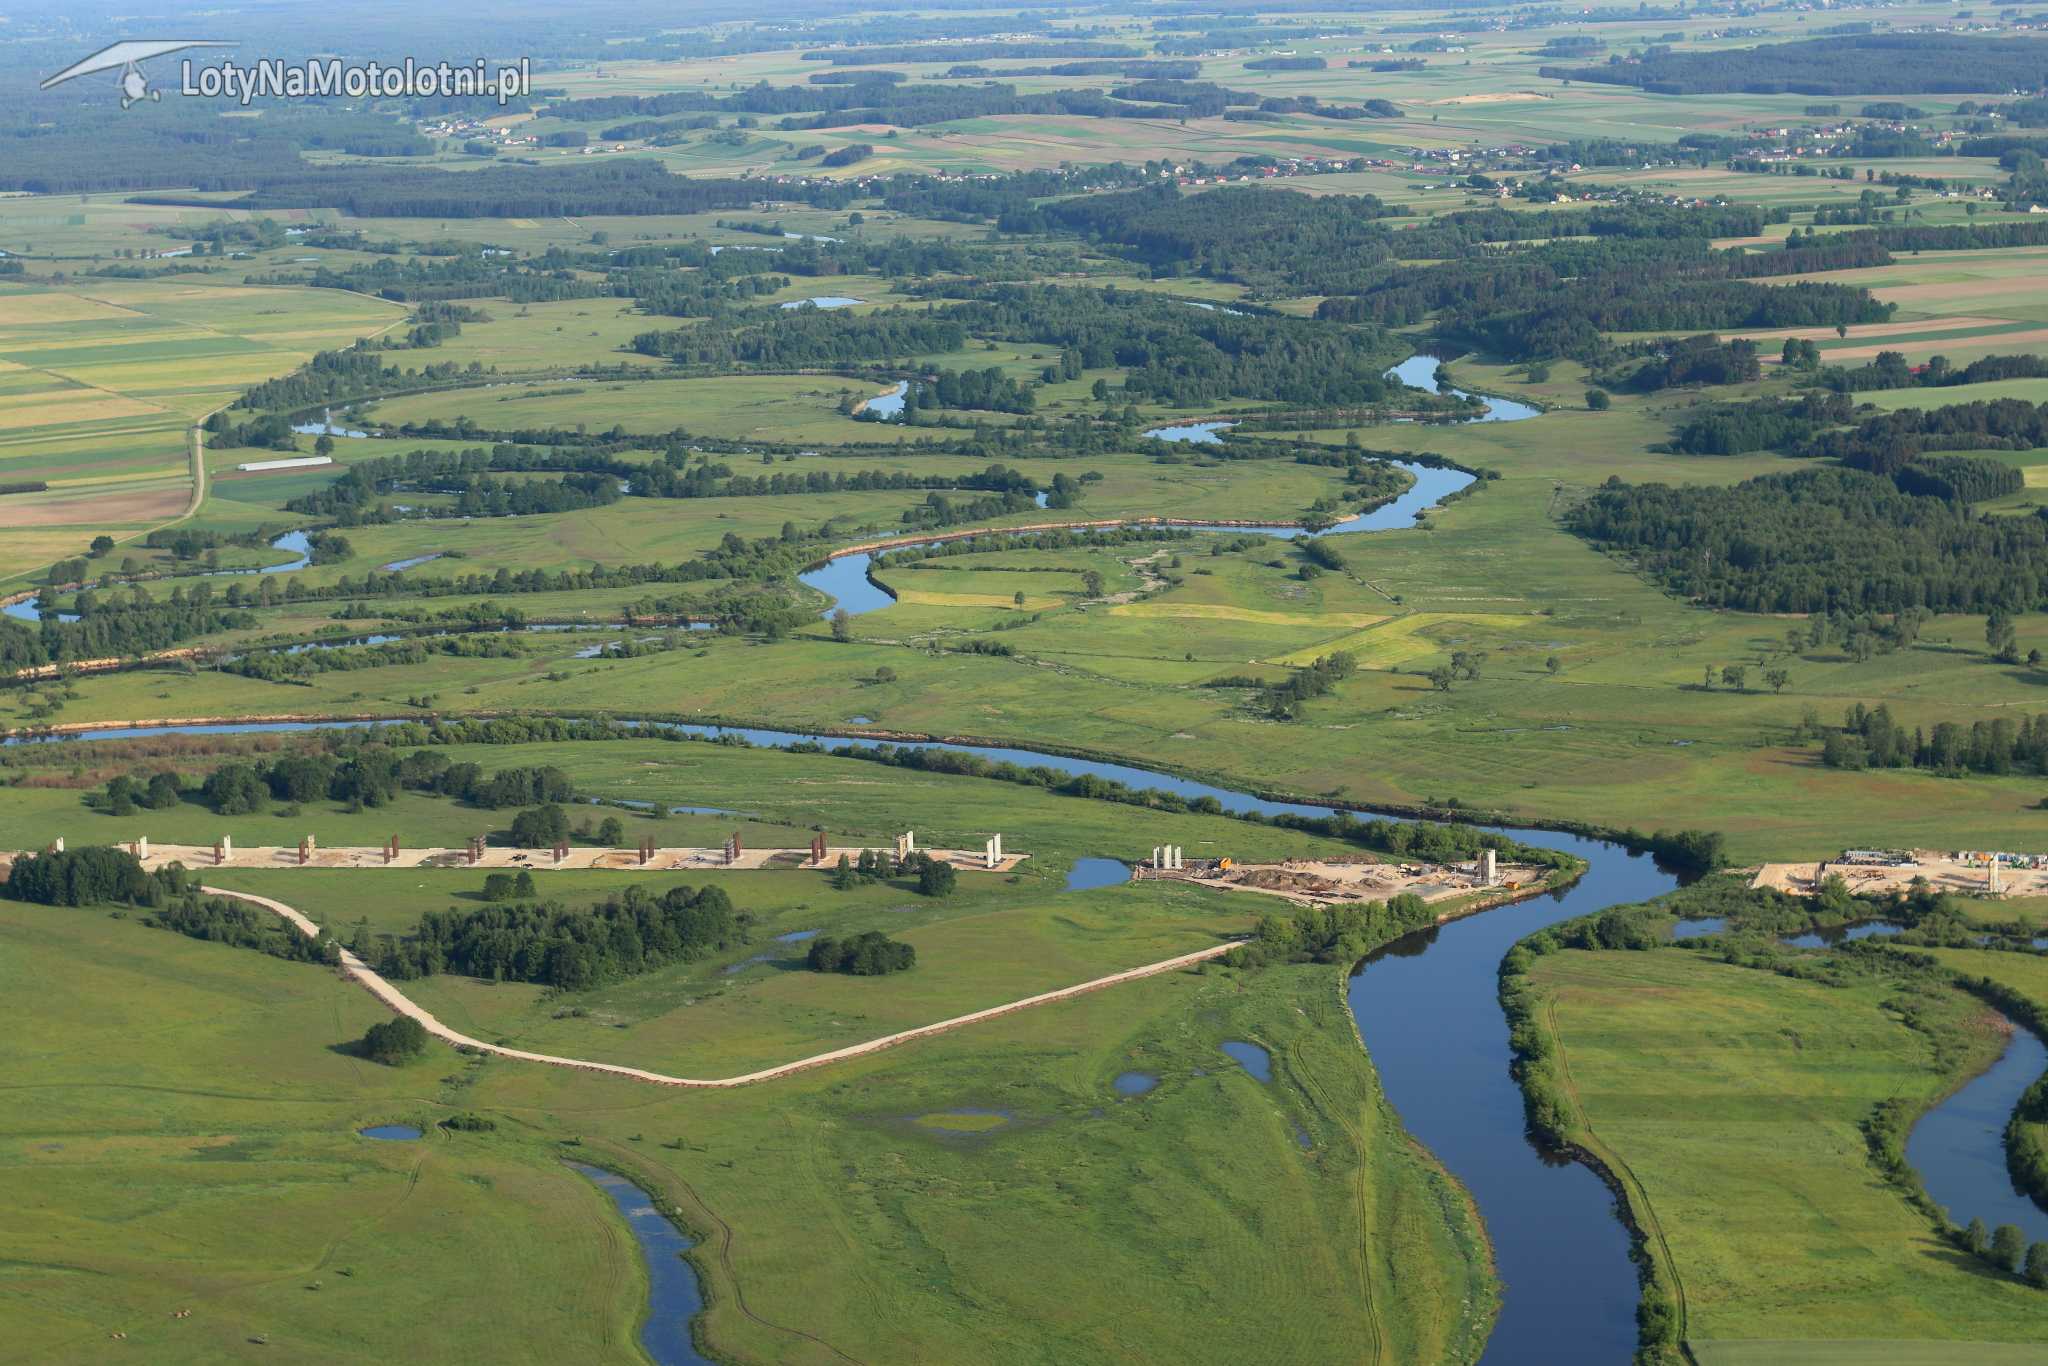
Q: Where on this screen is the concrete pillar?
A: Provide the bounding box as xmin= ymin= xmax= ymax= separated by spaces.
xmin=52 ymin=836 xmax=64 ymax=853
xmin=1171 ymin=846 xmax=1183 ymax=870
xmin=1151 ymin=846 xmax=1163 ymax=871
xmin=136 ymin=836 xmax=149 ymax=860
xmin=985 ymin=836 xmax=1000 ymax=870
xmin=1481 ymin=849 xmax=1497 ymax=887
xmin=810 ymin=833 xmax=828 ymax=865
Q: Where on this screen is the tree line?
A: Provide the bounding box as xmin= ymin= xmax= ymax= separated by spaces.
xmin=1820 ymin=700 xmax=2048 ymax=777
xmin=1539 ymin=34 xmax=2047 ymax=95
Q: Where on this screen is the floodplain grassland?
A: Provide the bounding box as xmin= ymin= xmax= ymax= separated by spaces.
xmin=0 ymin=735 xmax=1497 ymax=1365
xmin=0 ymin=899 xmax=652 ymax=1364
xmin=14 ymin=10 xmax=2048 ymax=1363
xmin=0 ymin=733 xmax=1413 ymax=1071
xmin=1523 ymin=947 xmax=2048 ymax=1356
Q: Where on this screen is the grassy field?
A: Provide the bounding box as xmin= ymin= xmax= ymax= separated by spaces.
xmin=1525 ymin=947 xmax=2047 ymax=1354
xmin=0 ymin=739 xmax=1494 ymax=1364
xmin=0 ymin=899 xmax=652 ymax=1363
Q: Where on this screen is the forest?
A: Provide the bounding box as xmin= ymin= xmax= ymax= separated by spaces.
xmin=0 ymin=591 xmax=255 ymax=673
xmin=938 ymin=285 xmax=1404 ymax=407
xmin=1804 ymin=399 xmax=2048 ymax=471
xmin=139 ymin=162 xmax=856 ymax=219
xmin=377 ymin=882 xmax=744 ymax=988
xmin=1315 ymin=234 xmax=1889 ymax=361
xmin=1568 ymin=468 xmax=2048 ymax=613
xmin=1538 ymin=34 xmax=2048 ymax=95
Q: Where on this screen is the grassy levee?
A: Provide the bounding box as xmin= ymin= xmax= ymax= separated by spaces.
xmin=1512 ymin=946 xmax=2048 ymax=1359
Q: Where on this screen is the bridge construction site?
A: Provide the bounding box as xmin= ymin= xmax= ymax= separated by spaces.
xmin=1132 ymin=845 xmax=1545 ymax=908
xmin=1753 ymin=847 xmax=2048 ymax=899
xmin=8 ymin=829 xmax=1027 ymax=876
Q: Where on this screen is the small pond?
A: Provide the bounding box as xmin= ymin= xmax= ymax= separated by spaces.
xmin=779 ymin=295 xmax=863 ymax=310
xmin=292 ymin=408 xmax=371 ymax=438
xmin=2 ymin=597 xmax=80 ymax=625
xmin=1142 ymin=420 xmax=1235 ymax=444
xmin=1220 ymin=1040 xmax=1272 ymax=1082
xmin=861 ymin=381 xmax=909 ymax=419
xmin=1114 ymin=1071 xmax=1159 ymax=1096
xmin=1671 ymin=917 xmax=1728 ymax=941
xmin=359 ymin=1124 xmax=423 ymax=1141
xmin=774 ymin=929 xmax=819 ymax=944
xmin=381 ymin=553 xmax=445 ymax=572
xmin=1065 ymin=857 xmax=1129 ymax=891
xmin=1781 ymin=922 xmax=1905 ymax=949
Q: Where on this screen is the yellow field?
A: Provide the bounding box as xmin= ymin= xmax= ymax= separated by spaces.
xmin=1109 ymin=603 xmax=1387 ymax=629
xmin=893 ymin=589 xmax=1064 ymax=610
xmin=1269 ymin=612 xmax=1534 ymax=668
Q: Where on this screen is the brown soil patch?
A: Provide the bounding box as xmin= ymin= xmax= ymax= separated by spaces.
xmin=1429 ymin=91 xmax=1553 ymax=106
xmin=1820 ymin=326 xmax=2048 ymax=361
xmin=0 ymin=483 xmax=187 ymax=529
xmin=1874 ymin=279 xmax=2038 ymax=305
xmin=1734 ymin=315 xmax=2010 ymax=344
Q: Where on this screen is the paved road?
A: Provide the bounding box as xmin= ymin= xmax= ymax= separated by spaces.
xmin=204 ymin=886 xmax=1236 ymax=1088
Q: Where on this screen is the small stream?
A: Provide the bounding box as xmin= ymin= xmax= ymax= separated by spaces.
xmin=1909 ymin=1024 xmax=2048 ymax=1245
xmin=1386 ymin=354 xmax=1544 ymax=423
xmin=4 ymin=531 xmax=313 ymax=624
xmin=569 ymin=1163 xmax=713 ymax=1366
xmin=796 ymin=459 xmax=1476 ymax=619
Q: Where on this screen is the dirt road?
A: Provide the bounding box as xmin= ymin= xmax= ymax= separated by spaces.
xmin=203 ymin=886 xmax=1237 ymax=1088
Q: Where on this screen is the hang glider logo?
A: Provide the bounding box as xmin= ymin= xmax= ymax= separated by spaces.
xmin=41 ymin=40 xmax=236 ymax=109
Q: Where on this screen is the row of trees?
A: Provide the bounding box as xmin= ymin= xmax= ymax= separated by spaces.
xmin=1820 ymin=701 xmax=2048 ymax=777
xmin=114 ymin=750 xmax=576 ymax=815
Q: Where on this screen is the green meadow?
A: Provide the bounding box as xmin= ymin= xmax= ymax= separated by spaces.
xmin=0 ymin=733 xmax=1495 ymax=1365
xmin=1525 ymin=947 xmax=2047 ymax=1354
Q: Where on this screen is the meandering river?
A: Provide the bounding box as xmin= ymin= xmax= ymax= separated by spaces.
xmin=8 ymin=364 xmax=2038 ymax=1357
